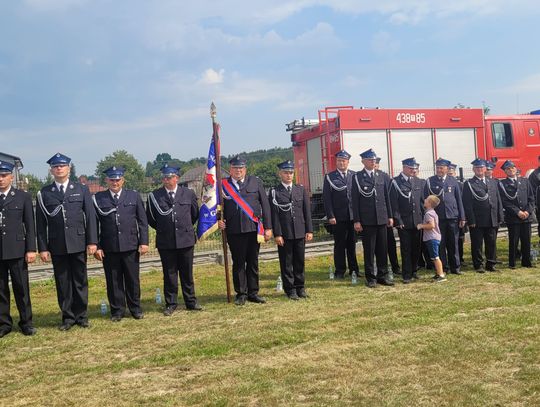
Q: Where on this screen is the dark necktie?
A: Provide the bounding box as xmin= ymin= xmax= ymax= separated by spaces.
xmin=0 ymin=194 xmax=5 ymax=210
xmin=168 ymin=191 xmax=174 ymax=202
xmin=113 ymin=193 xmax=119 ymax=204
xmin=237 ymin=180 xmax=243 ymax=190
xmin=370 ymin=172 xmax=374 ymax=181
xmin=59 ymin=185 xmax=65 ymax=196
xmin=287 ymin=186 xmax=292 ymax=197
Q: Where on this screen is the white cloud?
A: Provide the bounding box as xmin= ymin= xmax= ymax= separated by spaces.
xmin=200 ymin=68 xmax=225 ymax=85
xmin=371 ymin=31 xmax=400 ymax=55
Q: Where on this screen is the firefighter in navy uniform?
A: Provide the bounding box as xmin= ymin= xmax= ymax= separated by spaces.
xmin=528 ymin=155 xmax=540 ymax=237
xmin=449 ymin=163 xmax=467 ymax=267
xmin=36 ymin=153 xmax=98 ymax=331
xmin=352 ymin=149 xmax=394 ymax=288
xmin=147 ymin=164 xmax=202 ymax=315
xmin=269 ymin=160 xmax=313 ymax=300
xmin=423 ymin=158 xmax=466 ymax=275
xmin=375 ymin=156 xmax=400 ymax=276
xmin=94 ymin=166 xmax=149 ymax=321
xmin=498 ymin=160 xmax=535 ymax=269
xmin=322 ymin=150 xmax=359 ymax=279
xmin=462 ymin=159 xmax=504 ymax=273
xmin=218 ymin=156 xmax=272 ymax=306
xmin=0 ymin=161 xmax=37 ymax=338
xmin=389 ymin=158 xmax=424 ymax=284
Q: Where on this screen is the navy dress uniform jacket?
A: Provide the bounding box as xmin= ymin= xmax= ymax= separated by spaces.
xmin=0 ymin=188 xmax=36 ymax=259
xmin=269 ymin=184 xmax=313 ymax=240
xmin=424 ymin=176 xmax=465 ymax=221
xmin=146 ymin=186 xmax=199 ymax=249
xmin=389 ymin=174 xmax=424 ymax=229
xmin=498 ymin=177 xmax=535 ymax=224
xmin=94 ymin=190 xmax=149 ymax=252
xmin=352 ymin=169 xmax=392 ymax=226
xmin=322 ymin=170 xmax=355 ymax=222
xmin=223 ymin=176 xmax=272 ymax=234
xmin=36 ymin=182 xmax=98 ymax=254
xmin=463 ymin=177 xmax=503 ymax=228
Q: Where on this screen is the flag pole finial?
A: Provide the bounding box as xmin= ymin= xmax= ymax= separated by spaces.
xmin=210 ymin=102 xmax=217 ymax=119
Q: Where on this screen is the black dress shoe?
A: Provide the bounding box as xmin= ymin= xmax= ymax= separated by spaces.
xmin=451 ymin=269 xmax=462 ymax=275
xmin=378 ymin=279 xmax=395 ymax=286
xmin=111 ymin=315 xmax=123 ymax=322
xmin=58 ymin=323 xmax=73 ymax=331
xmin=296 ymin=289 xmax=309 ymax=298
xmin=234 ymin=296 xmax=246 ymax=306
xmin=486 ymin=266 xmax=497 ymax=272
xmin=366 ymin=281 xmax=377 ymax=288
xmin=132 ymin=313 xmax=144 ymax=319
xmin=475 ymin=268 xmax=485 ymax=273
xmin=0 ymin=328 xmax=12 ymax=338
xmin=287 ymin=292 xmax=300 ymax=301
xmin=247 ymin=295 xmax=266 ymax=304
xmin=187 ymin=303 xmax=203 ymax=311
xmin=334 ymin=274 xmax=345 ymax=280
xmin=163 ymin=305 xmax=177 ymax=316
xmin=402 ymin=279 xmax=412 ymax=284
xmin=76 ymin=320 xmax=90 ymax=328
xmin=21 ymin=326 xmax=37 ymax=336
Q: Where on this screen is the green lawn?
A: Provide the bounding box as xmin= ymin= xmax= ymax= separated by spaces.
xmin=1 ymin=252 xmax=539 ymax=406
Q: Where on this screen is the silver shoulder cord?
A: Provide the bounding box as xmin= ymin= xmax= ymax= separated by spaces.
xmin=426 ymin=178 xmax=444 ymax=197
xmin=36 ymin=191 xmax=65 ymax=227
xmin=391 ymin=179 xmax=411 ymax=200
xmin=498 ymin=181 xmax=518 ymax=200
xmin=466 ymin=181 xmax=489 ymax=201
xmin=92 ymin=195 xmax=117 ymax=216
xmin=271 ymin=188 xmax=292 ymax=212
xmin=355 ymin=175 xmax=376 ymax=198
xmin=148 ymin=192 xmax=174 ymax=223
xmin=326 ymin=174 xmax=347 ymax=191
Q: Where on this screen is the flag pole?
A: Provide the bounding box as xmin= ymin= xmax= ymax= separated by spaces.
xmin=211 ymin=102 xmax=232 ymax=303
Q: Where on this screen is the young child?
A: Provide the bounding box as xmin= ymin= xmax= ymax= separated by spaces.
xmin=417 ymin=195 xmax=447 ymax=282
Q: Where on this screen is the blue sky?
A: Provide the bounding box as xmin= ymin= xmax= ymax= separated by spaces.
xmin=1 ymin=0 xmax=539 ymax=177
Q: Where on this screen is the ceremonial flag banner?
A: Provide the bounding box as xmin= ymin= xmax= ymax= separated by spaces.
xmin=197 ymin=137 xmax=219 ymax=240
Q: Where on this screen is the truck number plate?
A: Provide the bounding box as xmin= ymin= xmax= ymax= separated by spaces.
xmin=396 ymin=112 xmax=426 ymax=124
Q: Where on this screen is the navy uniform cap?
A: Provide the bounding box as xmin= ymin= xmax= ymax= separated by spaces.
xmin=501 ymin=160 xmax=516 ymax=170
xmin=435 ymin=157 xmax=451 ymax=167
xmin=402 ymin=157 xmax=419 ymax=168
xmin=375 ymin=157 xmax=381 ymax=164
xmin=47 ymin=153 xmax=71 ymax=166
xmin=0 ymin=161 xmax=15 ymax=174
xmin=360 ymin=148 xmax=377 ymax=159
xmin=229 ymin=156 xmax=247 ymax=167
xmin=160 ymin=163 xmax=180 ymax=177
xmin=448 ymin=163 xmax=457 ymax=169
xmin=471 ymin=158 xmax=486 ymax=167
xmin=103 ymin=166 xmax=125 ymax=179
xmin=277 ymin=160 xmax=294 ymax=170
xmin=486 ymin=161 xmax=495 ymax=170
xmin=335 ymin=150 xmax=351 ymax=160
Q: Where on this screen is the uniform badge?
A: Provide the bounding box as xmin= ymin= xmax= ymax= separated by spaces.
xmin=52 ymin=187 xmax=56 ymax=192
xmin=364 ymin=187 xmax=368 ymax=190
xmin=70 ymin=184 xmax=74 ymax=189
xmin=448 ymin=187 xmax=452 ymax=192
xmin=10 ymin=191 xmax=14 ymax=196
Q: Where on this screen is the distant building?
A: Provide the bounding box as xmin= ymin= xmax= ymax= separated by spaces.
xmin=79 ymin=176 xmax=106 ymax=194
xmin=0 ymin=152 xmax=24 ymax=188
xmin=179 ymin=165 xmax=229 ymax=197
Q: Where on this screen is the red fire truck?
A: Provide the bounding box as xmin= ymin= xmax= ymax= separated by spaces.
xmin=288 ymin=106 xmax=540 ymax=215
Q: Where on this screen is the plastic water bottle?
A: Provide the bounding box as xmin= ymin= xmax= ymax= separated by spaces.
xmin=351 ymin=271 xmax=358 ymax=285
xmin=329 ymin=265 xmax=335 ymax=280
xmin=155 ymin=288 xmax=162 ymax=304
xmin=100 ymin=299 xmax=108 ymax=316
xmin=276 ymin=276 xmax=283 ymax=292
xmin=531 ymin=247 xmax=538 ymax=263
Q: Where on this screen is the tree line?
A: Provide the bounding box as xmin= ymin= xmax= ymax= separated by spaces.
xmin=22 ymin=147 xmax=293 ymax=196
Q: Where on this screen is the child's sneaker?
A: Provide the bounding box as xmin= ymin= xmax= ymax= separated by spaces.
xmin=434 ymin=275 xmax=447 ymax=283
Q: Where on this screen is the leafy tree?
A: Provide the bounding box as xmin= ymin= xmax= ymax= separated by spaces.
xmin=249 ymin=157 xmax=283 ymax=187
xmin=95 ymin=150 xmax=147 ymax=191
xmin=21 ymin=173 xmax=45 ymax=197
xmin=69 ymin=163 xmax=78 ymax=182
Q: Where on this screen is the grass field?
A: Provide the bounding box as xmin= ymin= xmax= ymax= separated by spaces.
xmin=1 ymin=252 xmax=539 ymax=406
